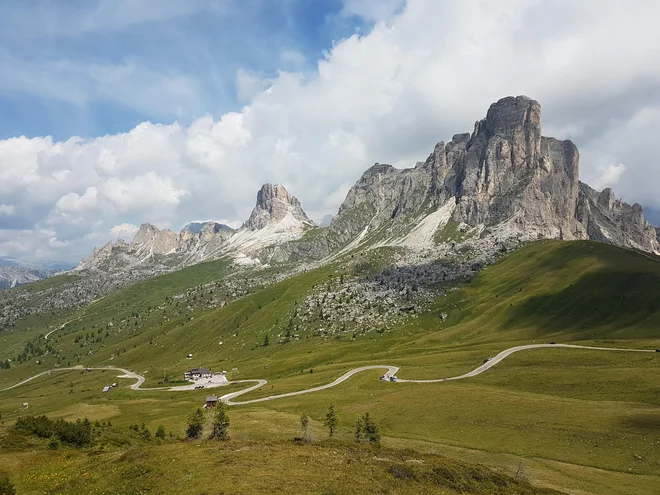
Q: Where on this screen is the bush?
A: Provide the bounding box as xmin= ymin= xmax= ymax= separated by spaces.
xmin=389 ymin=465 xmax=416 ymax=480
xmin=0 ymin=476 xmax=16 ymax=495
xmin=15 ymin=415 xmax=91 ymax=447
xmin=48 ymin=436 xmax=59 ymax=450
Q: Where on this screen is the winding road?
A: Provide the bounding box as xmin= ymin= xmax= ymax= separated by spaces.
xmin=1 ymin=344 xmax=655 ymax=405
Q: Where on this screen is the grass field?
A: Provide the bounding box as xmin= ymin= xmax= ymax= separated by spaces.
xmin=1 ymin=240 xmax=659 ymax=494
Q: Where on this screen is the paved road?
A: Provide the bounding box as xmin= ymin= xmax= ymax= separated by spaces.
xmin=0 ymin=366 xmax=144 ymax=392
xmin=2 ymin=344 xmax=655 ymax=402
xmin=220 ymin=366 xmax=399 ymax=405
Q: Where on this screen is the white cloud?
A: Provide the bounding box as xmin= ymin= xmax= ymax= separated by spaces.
xmin=110 ymin=223 xmax=139 ymax=240
xmin=56 ymin=187 xmax=99 ymax=213
xmin=591 ymin=164 xmax=626 ymax=191
xmin=3 ymin=0 xmax=660 ymax=261
xmin=236 ymin=68 xmax=272 ymax=102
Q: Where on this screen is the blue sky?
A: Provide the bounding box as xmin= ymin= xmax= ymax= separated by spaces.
xmin=0 ymin=0 xmax=381 ymax=140
xmin=0 ymin=0 xmax=659 ymax=263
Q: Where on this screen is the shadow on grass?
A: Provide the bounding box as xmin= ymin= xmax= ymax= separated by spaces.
xmin=621 ymin=412 xmax=660 ymax=432
xmin=503 ymin=270 xmax=660 ymax=338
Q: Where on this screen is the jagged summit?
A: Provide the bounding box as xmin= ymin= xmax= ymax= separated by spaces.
xmin=295 ymin=95 xmax=658 ymax=257
xmin=243 ymin=184 xmax=313 ymax=230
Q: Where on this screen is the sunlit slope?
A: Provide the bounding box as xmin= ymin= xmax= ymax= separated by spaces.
xmin=3 ymin=240 xmax=659 ymax=390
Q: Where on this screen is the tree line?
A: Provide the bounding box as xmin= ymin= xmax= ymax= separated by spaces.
xmin=184 ymin=401 xmax=380 ymax=446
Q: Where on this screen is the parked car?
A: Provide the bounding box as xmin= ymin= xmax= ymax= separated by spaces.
xmin=389 ymin=376 xmax=399 ymax=382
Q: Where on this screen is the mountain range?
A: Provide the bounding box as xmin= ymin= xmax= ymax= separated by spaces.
xmin=71 ymin=95 xmax=659 ymax=282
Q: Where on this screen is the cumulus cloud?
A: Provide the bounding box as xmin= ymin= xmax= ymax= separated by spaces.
xmin=236 ymin=68 xmax=272 ymax=102
xmin=2 ymin=0 xmax=660 ymax=262
xmin=56 ymin=187 xmax=99 ymax=213
xmin=110 ymin=223 xmax=139 ymax=240
xmin=591 ymin=164 xmax=626 ymax=191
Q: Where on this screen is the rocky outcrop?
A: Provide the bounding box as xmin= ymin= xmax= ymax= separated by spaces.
xmin=74 ymin=220 xmax=236 ymax=273
xmin=576 ymin=184 xmax=659 ymax=252
xmin=304 ymin=95 xmax=657 ymax=255
xmin=243 ymin=184 xmax=313 ymax=230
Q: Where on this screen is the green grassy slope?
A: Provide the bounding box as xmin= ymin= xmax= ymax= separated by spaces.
xmin=428 ymin=240 xmax=660 ymax=343
xmin=1 ymin=240 xmax=659 ymax=494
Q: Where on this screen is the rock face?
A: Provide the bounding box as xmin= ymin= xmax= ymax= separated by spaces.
xmin=576 ymin=184 xmax=659 ymax=252
xmin=305 ymin=95 xmax=658 ymax=255
xmin=75 ymin=220 xmax=236 ymax=273
xmin=243 ymin=184 xmax=313 ymax=230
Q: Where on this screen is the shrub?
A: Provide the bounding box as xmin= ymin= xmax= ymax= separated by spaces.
xmin=15 ymin=415 xmax=91 ymax=447
xmin=0 ymin=476 xmax=16 ymax=495
xmin=324 ymin=403 xmax=338 ymax=438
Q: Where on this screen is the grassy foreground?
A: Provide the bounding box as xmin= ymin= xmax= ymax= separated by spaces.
xmin=0 ymin=428 xmax=563 ymax=495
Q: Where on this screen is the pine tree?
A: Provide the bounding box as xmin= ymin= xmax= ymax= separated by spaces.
xmin=155 ymin=425 xmax=166 ymax=440
xmin=209 ymin=402 xmax=230 ymax=440
xmin=354 ymin=416 xmax=364 ymax=442
xmin=324 ymin=403 xmax=339 ymax=438
xmin=186 ymin=407 xmax=204 ymax=439
xmin=263 ymin=334 xmax=270 ymax=346
xmin=355 ymin=412 xmax=381 ymax=446
xmin=300 ymin=412 xmax=310 ymax=441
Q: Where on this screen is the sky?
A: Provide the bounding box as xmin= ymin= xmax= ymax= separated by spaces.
xmin=1 ymin=0 xmax=659 ymax=264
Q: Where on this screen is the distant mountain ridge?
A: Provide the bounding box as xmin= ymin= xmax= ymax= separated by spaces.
xmin=0 ymin=265 xmax=52 ymax=290
xmin=75 ymin=183 xmax=314 ymax=273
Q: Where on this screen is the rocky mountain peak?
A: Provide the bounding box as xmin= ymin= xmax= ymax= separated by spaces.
xmin=200 ymin=222 xmax=232 ymax=235
xmin=131 ymin=223 xmax=159 ymax=245
xmin=482 ymin=95 xmax=541 ymax=141
xmin=314 ymin=94 xmax=659 ymax=256
xmin=244 ymin=184 xmax=313 ymax=230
